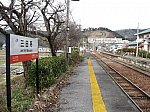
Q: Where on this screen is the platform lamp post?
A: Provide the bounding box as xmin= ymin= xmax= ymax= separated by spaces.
xmin=66 ymin=0 xmax=79 ymax=62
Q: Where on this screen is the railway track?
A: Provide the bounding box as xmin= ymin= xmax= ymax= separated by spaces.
xmin=92 ymin=52 xmax=150 ymax=112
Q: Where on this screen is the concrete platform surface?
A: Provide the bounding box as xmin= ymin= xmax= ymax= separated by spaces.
xmin=57 ymin=56 xmax=139 ymax=112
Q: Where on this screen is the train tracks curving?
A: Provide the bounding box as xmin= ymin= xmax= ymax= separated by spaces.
xmin=92 ymin=52 xmax=150 ymax=112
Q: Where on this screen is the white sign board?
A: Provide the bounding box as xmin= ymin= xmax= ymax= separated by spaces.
xmin=10 ymin=34 xmax=38 ymax=64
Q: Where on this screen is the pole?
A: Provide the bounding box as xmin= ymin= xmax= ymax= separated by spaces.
xmin=66 ymin=0 xmax=70 ymax=62
xmin=36 ymin=59 xmax=39 ymax=94
xmin=65 ymin=0 xmax=79 ymax=61
xmin=36 ymin=38 xmax=39 ymax=94
xmin=6 ymin=34 xmax=11 ymax=112
xmin=136 ymin=23 xmax=139 ymax=57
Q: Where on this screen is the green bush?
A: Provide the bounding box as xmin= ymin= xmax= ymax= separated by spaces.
xmin=117 ymin=48 xmax=150 ymax=58
xmin=28 ymin=56 xmax=67 ymax=89
xmin=28 ymin=51 xmax=83 ymax=90
xmin=122 ymin=48 xmax=136 ymax=53
xmin=69 ymin=50 xmax=84 ymax=65
xmin=116 ymin=48 xmax=136 ymax=56
xmin=138 ymin=50 xmax=150 ymax=58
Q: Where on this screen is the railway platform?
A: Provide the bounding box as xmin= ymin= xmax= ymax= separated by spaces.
xmin=57 ymin=54 xmax=140 ymax=112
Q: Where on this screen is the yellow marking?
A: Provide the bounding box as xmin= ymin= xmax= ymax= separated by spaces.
xmin=88 ymin=58 xmax=107 ymax=112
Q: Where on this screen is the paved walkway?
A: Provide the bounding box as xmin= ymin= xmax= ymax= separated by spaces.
xmin=57 ymin=55 xmax=139 ymax=112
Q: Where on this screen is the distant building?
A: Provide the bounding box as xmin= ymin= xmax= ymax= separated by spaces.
xmin=88 ymin=37 xmax=123 ymax=44
xmin=110 ymin=43 xmax=123 ymax=52
xmin=38 ymin=46 xmax=51 ymax=53
xmin=87 ymin=37 xmax=123 ymax=51
xmin=135 ymin=28 xmax=150 ymax=52
xmin=122 ymin=40 xmax=129 ymax=48
xmin=127 ymin=41 xmax=139 ymax=48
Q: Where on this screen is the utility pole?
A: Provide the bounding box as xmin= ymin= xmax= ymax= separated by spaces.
xmin=136 ymin=23 xmax=139 ymax=57
xmin=65 ymin=0 xmax=79 ymax=62
xmin=66 ymin=0 xmax=70 ymax=62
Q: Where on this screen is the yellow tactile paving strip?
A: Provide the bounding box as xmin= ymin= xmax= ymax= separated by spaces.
xmin=88 ymin=58 xmax=107 ymax=112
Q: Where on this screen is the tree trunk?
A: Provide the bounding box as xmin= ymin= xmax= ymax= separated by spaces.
xmin=22 ymin=61 xmax=31 ymax=87
xmin=51 ymin=49 xmax=57 ymax=56
xmin=48 ymin=38 xmax=57 ymax=56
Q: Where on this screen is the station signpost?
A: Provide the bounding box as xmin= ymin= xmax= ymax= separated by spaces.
xmin=6 ymin=34 xmax=39 ymax=111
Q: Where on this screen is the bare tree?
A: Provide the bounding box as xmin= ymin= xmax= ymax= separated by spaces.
xmin=35 ymin=0 xmax=66 ymax=56
xmin=0 ymin=0 xmax=40 ymax=83
xmin=68 ymin=22 xmax=82 ymax=47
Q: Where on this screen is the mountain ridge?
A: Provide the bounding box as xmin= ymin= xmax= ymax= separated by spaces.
xmin=115 ymin=29 xmax=145 ymax=41
xmin=83 ymin=27 xmax=124 ymax=39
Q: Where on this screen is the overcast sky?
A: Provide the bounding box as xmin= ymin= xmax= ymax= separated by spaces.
xmin=70 ymin=0 xmax=150 ymax=30
xmin=2 ymin=0 xmax=150 ymax=31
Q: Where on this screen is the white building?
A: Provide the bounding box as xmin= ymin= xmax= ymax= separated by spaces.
xmin=88 ymin=37 xmax=123 ymax=44
xmin=87 ymin=37 xmax=123 ymax=51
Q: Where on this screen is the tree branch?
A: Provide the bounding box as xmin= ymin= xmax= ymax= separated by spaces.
xmin=0 ymin=27 xmax=9 ymax=35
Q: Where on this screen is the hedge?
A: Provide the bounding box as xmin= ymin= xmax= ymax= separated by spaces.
xmin=69 ymin=50 xmax=84 ymax=65
xmin=117 ymin=48 xmax=136 ymax=53
xmin=138 ymin=50 xmax=150 ymax=58
xmin=117 ymin=48 xmax=150 ymax=58
xmin=28 ymin=56 xmax=67 ymax=89
xmin=28 ymin=50 xmax=84 ymax=90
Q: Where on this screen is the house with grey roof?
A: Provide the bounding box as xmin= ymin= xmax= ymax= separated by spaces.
xmin=134 ymin=28 xmax=150 ymax=52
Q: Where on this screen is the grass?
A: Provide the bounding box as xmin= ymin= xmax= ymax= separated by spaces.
xmin=5 ymin=76 xmax=34 ymax=112
xmin=0 ymin=75 xmax=34 ymax=112
xmin=11 ymin=62 xmax=22 ymax=66
xmin=0 ymin=60 xmax=22 ymax=66
xmin=0 ymin=81 xmax=7 ymax=112
xmin=0 ymin=60 xmax=5 ymax=65
xmin=0 ymin=51 xmax=5 ymax=54
xmin=0 ymin=73 xmax=21 ymax=83
xmin=0 ymin=75 xmax=5 ymax=82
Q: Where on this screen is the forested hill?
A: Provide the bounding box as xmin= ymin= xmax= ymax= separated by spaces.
xmin=115 ymin=29 xmax=145 ymax=41
xmin=83 ymin=27 xmax=146 ymax=41
xmin=83 ymin=27 xmax=125 ymax=39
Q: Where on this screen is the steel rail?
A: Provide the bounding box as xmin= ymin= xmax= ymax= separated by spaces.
xmin=93 ymin=53 xmax=150 ymax=97
xmin=101 ymin=52 xmax=150 ymax=76
xmin=93 ymin=53 xmax=150 ymax=112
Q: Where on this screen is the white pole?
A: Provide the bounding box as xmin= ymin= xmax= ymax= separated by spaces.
xmin=136 ymin=23 xmax=139 ymax=57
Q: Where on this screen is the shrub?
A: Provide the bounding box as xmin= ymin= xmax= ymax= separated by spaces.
xmin=122 ymin=48 xmax=136 ymax=53
xmin=138 ymin=50 xmax=150 ymax=58
xmin=28 ymin=51 xmax=83 ymax=90
xmin=116 ymin=48 xmax=136 ymax=56
xmin=117 ymin=48 xmax=150 ymax=58
xmin=28 ymin=56 xmax=67 ymax=89
xmin=69 ymin=50 xmax=84 ymax=65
